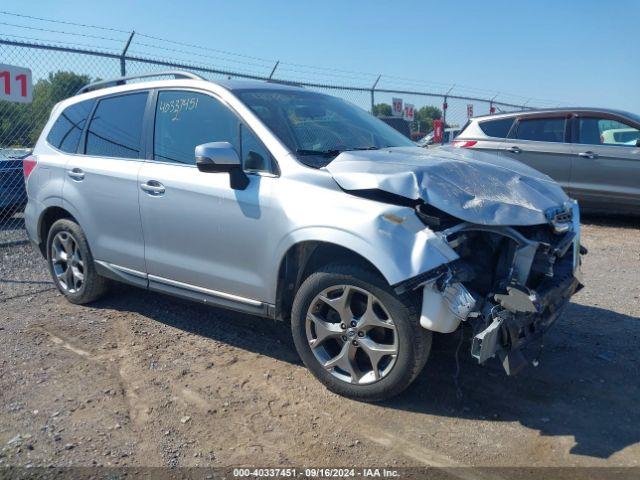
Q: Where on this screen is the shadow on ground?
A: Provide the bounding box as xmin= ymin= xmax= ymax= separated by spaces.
xmin=90 ymin=285 xmax=640 ymax=460
xmin=388 ymin=302 xmax=639 ymax=459
xmin=581 ymin=213 xmax=639 ymax=229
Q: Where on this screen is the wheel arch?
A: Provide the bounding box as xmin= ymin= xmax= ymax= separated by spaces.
xmin=270 ymin=223 xmax=459 ymax=321
xmin=274 ymin=240 xmax=388 ymax=321
xmin=37 ymin=206 xmax=78 ymax=257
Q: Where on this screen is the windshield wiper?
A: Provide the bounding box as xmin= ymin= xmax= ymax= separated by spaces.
xmin=347 ymin=146 xmax=381 ymax=151
xmin=296 ymin=149 xmax=343 ymax=157
xmin=296 ymin=146 xmax=383 ymax=157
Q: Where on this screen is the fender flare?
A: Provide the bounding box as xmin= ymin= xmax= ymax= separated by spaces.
xmin=267 ymin=225 xmax=458 ymax=301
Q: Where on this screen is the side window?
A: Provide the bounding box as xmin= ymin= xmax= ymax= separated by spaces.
xmin=514 ymin=117 xmax=566 ymax=143
xmin=241 ymin=126 xmax=274 ymax=173
xmin=85 ymin=92 xmax=148 ymax=159
xmin=479 ymin=118 xmax=514 ymax=138
xmin=154 ymin=91 xmax=239 ymax=165
xmin=578 ymin=117 xmax=639 ymax=146
xmin=46 ymin=99 xmax=94 ymax=153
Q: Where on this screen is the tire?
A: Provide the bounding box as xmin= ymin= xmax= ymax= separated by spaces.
xmin=291 ymin=263 xmax=431 ymax=402
xmin=46 ymin=218 xmax=109 ymax=304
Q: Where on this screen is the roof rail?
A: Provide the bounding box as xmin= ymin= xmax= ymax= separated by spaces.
xmin=75 ymin=70 xmax=205 ymax=95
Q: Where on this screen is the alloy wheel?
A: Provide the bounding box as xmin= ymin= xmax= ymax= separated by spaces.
xmin=51 ymin=231 xmax=84 ymax=294
xmin=305 ymin=285 xmax=398 ymax=385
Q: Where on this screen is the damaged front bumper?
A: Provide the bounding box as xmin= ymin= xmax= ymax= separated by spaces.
xmin=471 ymin=251 xmax=581 ymax=375
xmin=396 ymin=200 xmax=584 ymax=375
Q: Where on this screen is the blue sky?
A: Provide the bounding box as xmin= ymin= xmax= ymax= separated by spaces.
xmin=4 ymin=0 xmax=639 ymax=112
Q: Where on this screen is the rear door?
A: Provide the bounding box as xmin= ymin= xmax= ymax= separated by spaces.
xmin=499 ymin=114 xmax=573 ymax=189
xmin=63 ymin=91 xmax=149 ymax=276
xmin=569 ymin=113 xmax=640 ymax=212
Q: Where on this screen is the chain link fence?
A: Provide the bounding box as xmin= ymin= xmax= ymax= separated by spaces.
xmin=0 ymin=37 xmax=538 ymax=245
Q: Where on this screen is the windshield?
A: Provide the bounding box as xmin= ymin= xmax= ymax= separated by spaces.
xmin=235 ymin=89 xmax=415 ymax=167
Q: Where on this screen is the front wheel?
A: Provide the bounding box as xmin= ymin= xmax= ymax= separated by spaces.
xmin=46 ymin=218 xmax=109 ymax=304
xmin=291 ymin=264 xmax=431 ymax=402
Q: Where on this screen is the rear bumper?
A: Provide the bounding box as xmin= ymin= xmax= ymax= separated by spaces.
xmin=23 ymin=198 xmax=42 ymax=253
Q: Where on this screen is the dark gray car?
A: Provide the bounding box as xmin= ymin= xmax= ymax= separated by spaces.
xmin=454 ymin=108 xmax=640 ymax=214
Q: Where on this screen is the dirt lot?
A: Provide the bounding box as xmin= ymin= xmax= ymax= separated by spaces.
xmin=0 ymin=217 xmax=639 ymax=470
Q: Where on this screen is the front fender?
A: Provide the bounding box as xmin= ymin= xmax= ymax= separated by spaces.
xmin=269 ymin=209 xmax=459 ymax=300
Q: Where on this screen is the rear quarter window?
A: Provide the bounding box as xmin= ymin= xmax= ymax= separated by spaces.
xmin=85 ymin=92 xmax=148 ymax=159
xmin=478 ymin=118 xmax=514 ymax=138
xmin=46 ymin=99 xmax=94 ymax=153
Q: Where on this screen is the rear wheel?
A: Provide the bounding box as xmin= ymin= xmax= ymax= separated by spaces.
xmin=46 ymin=219 xmax=109 ymax=304
xmin=291 ymin=264 xmax=431 ymax=401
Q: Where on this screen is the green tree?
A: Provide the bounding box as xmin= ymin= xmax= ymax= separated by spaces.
xmin=372 ymin=103 xmax=392 ymax=117
xmin=0 ymin=100 xmax=31 ymax=147
xmin=414 ymin=105 xmax=443 ymax=132
xmin=0 ymin=71 xmax=95 ymax=148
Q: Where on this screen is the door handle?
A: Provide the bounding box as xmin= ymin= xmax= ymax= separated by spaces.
xmin=140 ymin=181 xmax=165 ymax=195
xmin=67 ymin=168 xmax=85 ymax=181
xmin=507 ymin=146 xmax=522 ymax=154
xmin=578 ymin=151 xmax=598 ymax=159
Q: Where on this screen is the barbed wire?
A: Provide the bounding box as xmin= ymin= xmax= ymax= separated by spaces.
xmin=125 ymin=50 xmax=272 ymax=78
xmin=0 ymin=9 xmax=568 ymax=107
xmin=0 ymin=32 xmax=118 ymax=53
xmin=131 ymin=41 xmax=275 ymax=70
xmin=0 ymin=10 xmax=131 ymax=33
xmin=133 ymin=32 xmax=275 ymax=65
xmin=0 ymin=33 xmax=536 ymax=109
xmin=0 ymin=21 xmax=125 ymax=43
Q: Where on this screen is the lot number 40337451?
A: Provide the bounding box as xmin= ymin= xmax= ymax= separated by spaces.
xmin=0 ymin=64 xmax=33 ymax=104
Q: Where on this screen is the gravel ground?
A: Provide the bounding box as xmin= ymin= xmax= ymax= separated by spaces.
xmin=0 ymin=216 xmax=638 ymax=470
xmin=0 ymin=214 xmax=27 ymax=245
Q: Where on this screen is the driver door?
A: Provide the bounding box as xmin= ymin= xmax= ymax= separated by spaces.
xmin=139 ymin=89 xmax=278 ymax=307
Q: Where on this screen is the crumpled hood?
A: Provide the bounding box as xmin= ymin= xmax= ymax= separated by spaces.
xmin=325 ymin=146 xmax=570 ymax=226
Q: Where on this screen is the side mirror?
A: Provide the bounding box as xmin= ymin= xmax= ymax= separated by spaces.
xmin=195 ymin=142 xmax=241 ymax=173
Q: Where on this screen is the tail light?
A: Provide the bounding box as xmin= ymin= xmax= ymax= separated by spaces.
xmin=452 ymin=140 xmax=478 ymax=148
xmin=22 ymin=155 xmax=37 ymax=180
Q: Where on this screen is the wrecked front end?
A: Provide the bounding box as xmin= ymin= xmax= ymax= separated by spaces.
xmin=397 ymin=200 xmax=584 ymax=375
xmin=326 ymin=147 xmax=585 ymax=375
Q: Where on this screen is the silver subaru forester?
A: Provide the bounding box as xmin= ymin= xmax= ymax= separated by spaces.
xmin=24 ymin=72 xmax=584 ymax=401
